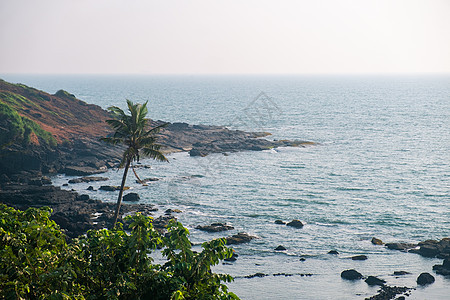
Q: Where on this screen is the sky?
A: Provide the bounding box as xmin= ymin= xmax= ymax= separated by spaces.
xmin=1 ymin=0 xmax=449 ymax=75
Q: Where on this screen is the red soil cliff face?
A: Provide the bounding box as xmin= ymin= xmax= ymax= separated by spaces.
xmin=0 ymin=79 xmax=112 ymax=143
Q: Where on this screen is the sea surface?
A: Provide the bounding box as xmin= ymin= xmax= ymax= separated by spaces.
xmin=2 ymin=74 xmax=450 ymax=299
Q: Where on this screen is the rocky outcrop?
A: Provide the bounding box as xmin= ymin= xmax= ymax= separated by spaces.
xmin=385 ymin=242 xmax=416 ymax=251
xmin=68 ymin=176 xmax=109 ymax=184
xmin=433 ymin=258 xmax=450 ymax=276
xmin=0 ymin=176 xmax=157 ymax=238
xmin=351 ymin=255 xmax=368 ymax=261
xmin=408 ymin=238 xmax=450 ymax=259
xmin=123 ymin=193 xmax=140 ymax=202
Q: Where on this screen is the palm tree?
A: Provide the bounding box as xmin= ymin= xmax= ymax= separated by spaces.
xmin=101 ymin=100 xmax=168 ymax=228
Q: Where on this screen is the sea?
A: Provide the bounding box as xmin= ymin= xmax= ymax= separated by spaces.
xmin=2 ymin=74 xmax=449 ymax=299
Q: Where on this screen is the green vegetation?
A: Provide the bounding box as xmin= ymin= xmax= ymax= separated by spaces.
xmin=0 ymin=204 xmax=239 ymax=299
xmin=0 ymin=102 xmax=56 ymax=148
xmin=101 ymin=100 xmax=169 ymax=228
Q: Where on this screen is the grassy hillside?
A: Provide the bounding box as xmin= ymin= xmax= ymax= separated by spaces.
xmin=0 ymin=79 xmax=111 ymax=147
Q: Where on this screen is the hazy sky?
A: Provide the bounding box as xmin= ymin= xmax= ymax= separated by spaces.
xmin=1 ymin=0 xmax=449 ymax=74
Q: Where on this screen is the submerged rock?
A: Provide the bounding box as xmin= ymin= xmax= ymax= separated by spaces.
xmin=328 ymin=250 xmax=339 ymax=255
xmin=274 ymin=220 xmax=285 ymax=225
xmin=393 ymin=271 xmax=410 ymax=276
xmin=274 ymin=245 xmax=287 ymax=251
xmin=352 ymin=255 xmax=368 ymax=261
xmin=341 ymin=269 xmax=363 ymax=280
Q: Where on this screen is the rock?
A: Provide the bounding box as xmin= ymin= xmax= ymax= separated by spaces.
xmin=371 ymin=237 xmax=383 ymax=245
xmin=274 ymin=220 xmax=285 ymax=225
xmin=99 ymin=185 xmax=119 ymax=191
xmin=299 ymin=258 xmax=306 ymax=261
xmin=123 ymin=193 xmax=140 ymax=202
xmin=62 ymin=183 xmax=69 ymax=186
xmin=165 ymin=208 xmax=182 ymax=214
xmin=286 ymin=219 xmax=304 ymax=228
xmin=393 ymin=271 xmax=410 ymax=276
xmin=86 ymin=186 xmax=95 ymax=191
xmin=64 ymin=166 xmax=105 ymax=176
xmin=432 ymin=258 xmax=450 ymax=276
xmin=365 ymin=286 xmax=412 ymax=300
xmin=275 ymin=245 xmax=287 ymax=251
xmin=352 ymin=255 xmax=368 ymax=261
xmin=245 ymin=273 xmax=268 ymax=279
xmin=226 ymin=232 xmax=256 ymax=245
xmin=77 ymin=194 xmax=90 ymax=201
xmin=196 ymin=222 xmax=234 ymax=232
xmin=68 ymin=176 xmax=109 ymax=184
xmin=417 ymin=272 xmax=435 ymax=285
xmin=365 ymin=276 xmax=386 ymax=286
xmin=189 ymin=148 xmax=208 ymax=157
xmin=385 ymin=242 xmax=416 ymax=251
xmin=418 ymin=245 xmax=440 ymax=257
xmin=99 ymin=185 xmax=130 ymax=192
xmin=328 ymin=250 xmax=339 ymax=255
xmin=341 ymin=269 xmax=363 ymax=280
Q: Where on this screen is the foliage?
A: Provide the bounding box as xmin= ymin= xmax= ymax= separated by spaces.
xmin=0 ymin=101 xmax=56 ymax=148
xmin=0 ymin=204 xmax=239 ymax=300
xmin=100 ymin=100 xmax=169 ymax=228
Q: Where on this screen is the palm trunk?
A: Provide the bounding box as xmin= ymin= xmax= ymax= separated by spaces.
xmin=112 ymin=158 xmax=131 ymax=229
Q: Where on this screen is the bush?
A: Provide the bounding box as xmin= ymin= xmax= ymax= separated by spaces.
xmin=0 ymin=204 xmax=239 ymax=299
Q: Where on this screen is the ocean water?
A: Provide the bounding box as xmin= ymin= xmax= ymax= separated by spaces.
xmin=2 ymin=74 xmax=450 ymax=299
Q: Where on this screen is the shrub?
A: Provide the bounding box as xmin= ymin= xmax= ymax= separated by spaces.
xmin=0 ymin=204 xmax=238 ymax=299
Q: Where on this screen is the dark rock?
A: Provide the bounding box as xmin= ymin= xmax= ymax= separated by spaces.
xmin=417 ymin=272 xmax=435 ymax=285
xmin=196 ymin=222 xmax=234 ymax=232
xmin=371 ymin=237 xmax=383 ymax=245
xmin=393 ymin=271 xmax=410 ymax=276
xmin=29 ymin=178 xmax=43 ymax=186
xmin=286 ymin=219 xmax=304 ymax=228
xmin=432 ymin=258 xmax=450 ymax=276
xmin=341 ymin=269 xmax=363 ymax=280
xmin=77 ymin=194 xmax=90 ymax=201
xmin=352 ymin=255 xmax=368 ymax=261
xmin=189 ymin=148 xmax=208 ymax=157
xmin=62 ymin=183 xmax=69 ymax=186
xmin=365 ymin=276 xmax=386 ymax=286
xmin=87 ymin=186 xmax=95 ymax=191
xmin=99 ymin=185 xmax=120 ymax=191
xmin=123 ymin=193 xmax=140 ymax=202
xmin=64 ymin=166 xmax=105 ymax=176
xmin=226 ymin=232 xmax=256 ymax=245
xmin=365 ymin=286 xmax=412 ymax=300
xmin=68 ymin=176 xmax=109 ymax=184
xmin=299 ymin=258 xmax=306 ymax=261
xmin=418 ymin=245 xmax=439 ymax=257
xmin=385 ymin=242 xmax=416 ymax=251
xmin=274 ymin=219 xmax=285 ymax=225
xmin=165 ymin=208 xmax=182 ymax=214
xmin=328 ymin=250 xmax=339 ymax=255
xmin=274 ymin=245 xmax=287 ymax=251
xmin=245 ymin=273 xmax=268 ymax=279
